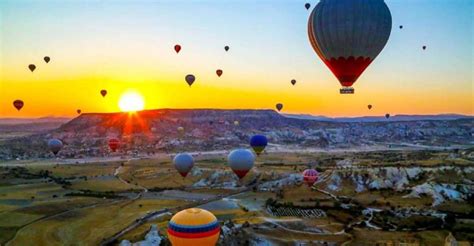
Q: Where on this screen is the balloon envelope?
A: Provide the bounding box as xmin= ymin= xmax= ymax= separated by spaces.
xmin=100 ymin=90 xmax=107 ymax=97
xmin=303 ymin=169 xmax=319 ymax=187
xmin=13 ymin=100 xmax=24 ymax=111
xmin=385 ymin=113 xmax=390 ymax=119
xmin=227 ymin=149 xmax=255 ymax=179
xmin=291 ymin=79 xmax=296 ymax=85
xmin=305 ymin=3 xmax=311 ymax=10
xmin=77 ymin=109 xmax=81 ymax=114
xmin=108 ymin=138 xmax=120 ymax=152
xmin=44 ymin=56 xmax=50 ymax=63
xmin=185 ymin=74 xmax=195 ymax=86
xmin=28 ymin=64 xmax=36 ymax=72
xmin=174 ymin=44 xmax=181 ymax=53
xmin=173 ymin=153 xmax=194 ymax=177
xmin=168 ymin=208 xmax=220 ymax=246
xmin=368 ymin=104 xmax=372 ymax=110
xmin=250 ymin=135 xmax=268 ymax=156
xmin=224 ymin=46 xmax=229 ymax=52
xmin=48 ymin=139 xmax=63 ymax=155
xmin=276 ymin=103 xmax=283 ymax=111
xmin=308 ymin=0 xmax=392 ymax=93
xmin=216 ymin=69 xmax=223 ymax=77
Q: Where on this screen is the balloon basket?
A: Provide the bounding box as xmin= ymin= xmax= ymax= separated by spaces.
xmin=340 ymin=87 xmax=354 ymax=94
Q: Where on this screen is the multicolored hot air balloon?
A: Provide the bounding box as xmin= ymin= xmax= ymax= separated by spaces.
xmin=48 ymin=139 xmax=63 ymax=156
xmin=174 ymin=44 xmax=181 ymax=53
xmin=44 ymin=56 xmax=50 ymax=63
xmin=308 ymin=0 xmax=392 ymax=94
xmin=108 ymin=138 xmax=120 ymax=152
xmin=173 ymin=153 xmax=194 ymax=177
xmin=303 ymin=169 xmax=319 ymax=187
xmin=13 ymin=100 xmax=24 ymax=111
xmin=100 ymin=90 xmax=107 ymax=97
xmin=291 ymin=79 xmax=296 ymax=85
xmin=276 ymin=103 xmax=283 ymax=112
xmin=250 ymin=135 xmax=267 ymax=156
xmin=368 ymin=104 xmax=372 ymax=110
xmin=28 ymin=64 xmax=36 ymax=72
xmin=185 ymin=74 xmax=195 ymax=86
xmin=216 ymin=69 xmax=223 ymax=77
xmin=167 ymin=208 xmax=220 ymax=246
xmin=305 ymin=3 xmax=311 ymax=10
xmin=228 ymin=149 xmax=255 ymax=179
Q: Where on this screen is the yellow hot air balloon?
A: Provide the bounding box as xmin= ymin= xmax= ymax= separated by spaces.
xmin=167 ymin=208 xmax=220 ymax=246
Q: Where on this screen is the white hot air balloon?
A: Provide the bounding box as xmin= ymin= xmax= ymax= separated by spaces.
xmin=173 ymin=153 xmax=194 ymax=177
xmin=227 ymin=149 xmax=255 ymax=179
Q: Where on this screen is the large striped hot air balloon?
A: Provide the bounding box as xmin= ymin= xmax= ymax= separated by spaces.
xmin=168 ymin=208 xmax=220 ymax=246
xmin=308 ymin=0 xmax=392 ymax=94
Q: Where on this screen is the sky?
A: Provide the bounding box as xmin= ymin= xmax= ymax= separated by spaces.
xmin=0 ymin=0 xmax=472 ymax=118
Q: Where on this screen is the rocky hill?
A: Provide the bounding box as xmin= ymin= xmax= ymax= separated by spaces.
xmin=0 ymin=109 xmax=472 ymax=160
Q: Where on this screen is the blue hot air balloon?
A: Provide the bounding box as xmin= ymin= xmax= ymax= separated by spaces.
xmin=250 ymin=135 xmax=268 ymax=156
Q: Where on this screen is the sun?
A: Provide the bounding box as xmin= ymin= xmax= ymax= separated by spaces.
xmin=118 ymin=91 xmax=145 ymax=112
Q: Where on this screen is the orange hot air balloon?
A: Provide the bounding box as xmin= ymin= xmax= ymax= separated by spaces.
xmin=28 ymin=64 xmax=36 ymax=72
xmin=174 ymin=44 xmax=181 ymax=53
xmin=13 ymin=100 xmax=24 ymax=111
xmin=168 ymin=208 xmax=220 ymax=246
xmin=108 ymin=138 xmax=120 ymax=152
xmin=216 ymin=69 xmax=223 ymax=77
xmin=100 ymin=90 xmax=107 ymax=97
xmin=308 ymin=0 xmax=392 ymax=94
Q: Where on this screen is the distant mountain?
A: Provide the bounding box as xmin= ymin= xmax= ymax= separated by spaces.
xmin=0 ymin=109 xmax=472 ymax=160
xmin=283 ymin=113 xmax=473 ymax=122
xmin=0 ymin=117 xmax=71 ymax=125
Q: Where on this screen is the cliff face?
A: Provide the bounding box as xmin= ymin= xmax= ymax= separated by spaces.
xmin=0 ymin=109 xmax=472 ymax=160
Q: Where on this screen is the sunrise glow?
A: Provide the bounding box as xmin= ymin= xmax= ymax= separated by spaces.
xmin=118 ymin=91 xmax=145 ymax=112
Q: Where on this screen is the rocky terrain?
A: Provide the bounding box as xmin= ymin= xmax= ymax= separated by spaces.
xmin=0 ymin=109 xmax=472 ymax=160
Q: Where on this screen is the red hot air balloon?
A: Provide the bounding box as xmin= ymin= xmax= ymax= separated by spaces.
xmin=303 ymin=169 xmax=319 ymax=187
xmin=275 ymin=103 xmax=283 ymax=112
xmin=108 ymin=138 xmax=120 ymax=152
xmin=13 ymin=100 xmax=24 ymax=111
xmin=216 ymin=69 xmax=223 ymax=77
xmin=28 ymin=64 xmax=36 ymax=72
xmin=308 ymin=0 xmax=392 ymax=94
xmin=174 ymin=44 xmax=181 ymax=53
xmin=100 ymin=90 xmax=107 ymax=97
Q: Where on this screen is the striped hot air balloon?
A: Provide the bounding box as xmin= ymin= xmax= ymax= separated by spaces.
xmin=303 ymin=169 xmax=319 ymax=187
xmin=308 ymin=0 xmax=392 ymax=94
xmin=167 ymin=208 xmax=220 ymax=246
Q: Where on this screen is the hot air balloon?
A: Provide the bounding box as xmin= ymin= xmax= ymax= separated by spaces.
xmin=177 ymin=126 xmax=185 ymax=137
xmin=234 ymin=120 xmax=239 ymax=126
xmin=305 ymin=3 xmax=311 ymax=10
xmin=167 ymin=208 xmax=220 ymax=246
xmin=399 ymin=25 xmax=403 ymax=29
xmin=276 ymin=103 xmax=283 ymax=112
xmin=13 ymin=100 xmax=24 ymax=111
xmin=422 ymin=46 xmax=427 ymax=50
xmin=224 ymin=46 xmax=229 ymax=52
xmin=291 ymin=79 xmax=296 ymax=85
xmin=108 ymin=138 xmax=120 ymax=152
xmin=28 ymin=64 xmax=36 ymax=72
xmin=303 ymin=169 xmax=319 ymax=187
xmin=368 ymin=104 xmax=372 ymax=110
xmin=185 ymin=74 xmax=195 ymax=86
xmin=100 ymin=90 xmax=107 ymax=97
xmin=228 ymin=149 xmax=255 ymax=179
xmin=48 ymin=139 xmax=63 ymax=156
xmin=216 ymin=69 xmax=223 ymax=77
xmin=173 ymin=153 xmax=194 ymax=177
xmin=385 ymin=113 xmax=390 ymax=119
xmin=174 ymin=44 xmax=181 ymax=53
xmin=308 ymin=0 xmax=392 ymax=94
xmin=77 ymin=109 xmax=82 ymax=114
xmin=44 ymin=56 xmax=50 ymax=63
xmin=250 ymin=135 xmax=267 ymax=156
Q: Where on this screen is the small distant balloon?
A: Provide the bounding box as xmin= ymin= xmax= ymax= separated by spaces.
xmin=224 ymin=46 xmax=229 ymax=52
xmin=368 ymin=104 xmax=372 ymax=110
xmin=48 ymin=139 xmax=63 ymax=156
xmin=174 ymin=44 xmax=181 ymax=53
xmin=44 ymin=56 xmax=50 ymax=63
xmin=108 ymin=138 xmax=120 ymax=152
xmin=385 ymin=113 xmax=390 ymax=119
xmin=216 ymin=69 xmax=223 ymax=77
xmin=399 ymin=25 xmax=403 ymax=29
xmin=13 ymin=100 xmax=24 ymax=111
xmin=77 ymin=109 xmax=82 ymax=114
xmin=100 ymin=90 xmax=107 ymax=97
xmin=28 ymin=64 xmax=36 ymax=72
xmin=234 ymin=120 xmax=239 ymax=126
xmin=303 ymin=169 xmax=319 ymax=187
xmin=276 ymin=103 xmax=283 ymax=112
xmin=291 ymin=79 xmax=296 ymax=85
xmin=305 ymin=3 xmax=311 ymax=10
xmin=185 ymin=74 xmax=195 ymax=86
xmin=422 ymin=45 xmax=427 ymax=50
